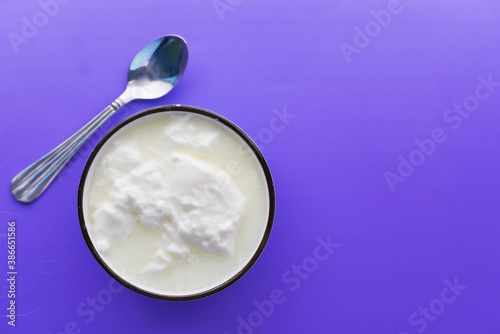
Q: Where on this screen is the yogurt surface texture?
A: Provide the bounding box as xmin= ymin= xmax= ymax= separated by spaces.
xmin=81 ymin=109 xmax=272 ymax=297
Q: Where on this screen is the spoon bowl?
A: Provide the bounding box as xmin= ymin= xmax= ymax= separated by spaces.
xmin=125 ymin=36 xmax=188 ymax=100
xmin=11 ymin=35 xmax=188 ymax=203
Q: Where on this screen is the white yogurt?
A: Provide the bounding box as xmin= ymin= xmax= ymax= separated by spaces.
xmin=82 ymin=110 xmax=271 ymax=297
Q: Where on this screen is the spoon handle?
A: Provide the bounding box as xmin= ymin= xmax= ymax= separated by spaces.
xmin=11 ymin=97 xmax=129 ymax=203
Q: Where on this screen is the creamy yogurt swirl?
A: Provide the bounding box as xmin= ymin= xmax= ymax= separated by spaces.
xmin=89 ymin=115 xmax=246 ymax=274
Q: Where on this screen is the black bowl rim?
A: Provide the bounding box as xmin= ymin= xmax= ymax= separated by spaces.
xmin=77 ymin=104 xmax=276 ymax=301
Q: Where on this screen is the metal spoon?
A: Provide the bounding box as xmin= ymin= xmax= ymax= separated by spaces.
xmin=11 ymin=35 xmax=188 ymax=203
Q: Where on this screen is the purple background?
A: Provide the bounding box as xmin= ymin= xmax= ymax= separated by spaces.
xmin=1 ymin=0 xmax=500 ymax=333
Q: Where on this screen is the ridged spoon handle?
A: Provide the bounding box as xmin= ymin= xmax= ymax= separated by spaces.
xmin=11 ymin=96 xmax=128 ymax=203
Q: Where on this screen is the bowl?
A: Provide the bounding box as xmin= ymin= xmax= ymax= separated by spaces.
xmin=78 ymin=105 xmax=275 ymax=300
